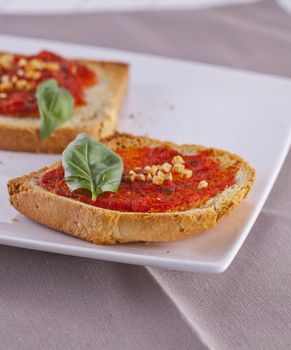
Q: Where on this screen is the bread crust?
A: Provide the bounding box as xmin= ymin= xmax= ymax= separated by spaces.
xmin=0 ymin=52 xmax=129 ymax=153
xmin=8 ymin=133 xmax=255 ymax=244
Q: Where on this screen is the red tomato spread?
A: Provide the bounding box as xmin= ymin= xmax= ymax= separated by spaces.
xmin=39 ymin=146 xmax=238 ymax=213
xmin=0 ymin=50 xmax=96 ymax=117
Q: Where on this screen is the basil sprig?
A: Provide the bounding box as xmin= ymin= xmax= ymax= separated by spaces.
xmin=36 ymin=79 xmax=74 ymax=140
xmin=62 ymin=134 xmax=124 ymax=201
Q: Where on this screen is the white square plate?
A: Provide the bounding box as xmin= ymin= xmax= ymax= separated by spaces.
xmin=0 ymin=35 xmax=290 ymax=273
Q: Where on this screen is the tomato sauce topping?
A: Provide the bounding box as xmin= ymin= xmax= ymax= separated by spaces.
xmin=0 ymin=50 xmax=97 ymax=117
xmin=39 ymin=146 xmax=238 ymax=213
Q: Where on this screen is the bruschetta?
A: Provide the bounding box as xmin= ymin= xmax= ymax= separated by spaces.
xmin=0 ymin=50 xmax=128 ymax=153
xmin=8 ymin=133 xmax=255 ymax=244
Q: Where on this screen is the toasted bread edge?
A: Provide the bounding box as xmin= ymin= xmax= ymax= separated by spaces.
xmin=0 ymin=56 xmax=129 ymax=153
xmin=7 ymin=133 xmax=255 ymax=244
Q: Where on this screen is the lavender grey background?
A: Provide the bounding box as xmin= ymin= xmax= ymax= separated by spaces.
xmin=0 ymin=1 xmax=290 ymax=349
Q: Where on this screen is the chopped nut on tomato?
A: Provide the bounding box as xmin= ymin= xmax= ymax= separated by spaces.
xmin=157 ymin=170 xmax=165 ymax=178
xmin=181 ymin=169 xmax=193 ymax=179
xmin=1 ymin=75 xmax=9 ymax=83
xmin=33 ymin=71 xmax=41 ymax=80
xmin=172 ymin=163 xmax=185 ymax=174
xmin=45 ymin=62 xmax=59 ymax=71
xmin=18 ymin=58 xmax=28 ymax=67
xmin=0 ymin=81 xmax=13 ymax=92
xmin=25 ymin=70 xmax=41 ymax=80
xmin=15 ymin=79 xmax=34 ymax=91
xmin=172 ymin=155 xmax=185 ymax=164
xmin=144 ymin=166 xmax=151 ymax=173
xmin=0 ymin=54 xmax=13 ymax=69
xmin=151 ymin=165 xmax=158 ymax=175
xmin=11 ymin=75 xmax=18 ymax=83
xmin=144 ymin=165 xmax=158 ymax=176
xmin=30 ymin=59 xmax=45 ymax=70
xmin=146 ymin=173 xmax=152 ymax=181
xmin=159 ymin=162 xmax=172 ymax=173
xmin=15 ymin=79 xmax=27 ymax=89
xmin=153 ymin=175 xmax=164 ymax=185
xmin=0 ymin=92 xmax=7 ymax=98
xmin=126 ymin=170 xmax=136 ymax=182
xmin=197 ymin=180 xmax=208 ymax=189
xmin=164 ymin=173 xmax=173 ymax=181
xmin=135 ymin=174 xmax=146 ymax=182
xmin=17 ymin=69 xmax=25 ymax=77
xmin=127 ymin=175 xmax=135 ymax=183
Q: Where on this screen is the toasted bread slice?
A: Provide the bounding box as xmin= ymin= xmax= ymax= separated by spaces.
xmin=8 ymin=133 xmax=255 ymax=244
xmin=0 ymin=53 xmax=129 ymax=153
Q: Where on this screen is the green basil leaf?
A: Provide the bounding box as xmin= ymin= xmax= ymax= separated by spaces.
xmin=36 ymin=79 xmax=74 ymax=140
xmin=62 ymin=133 xmax=124 ymax=201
